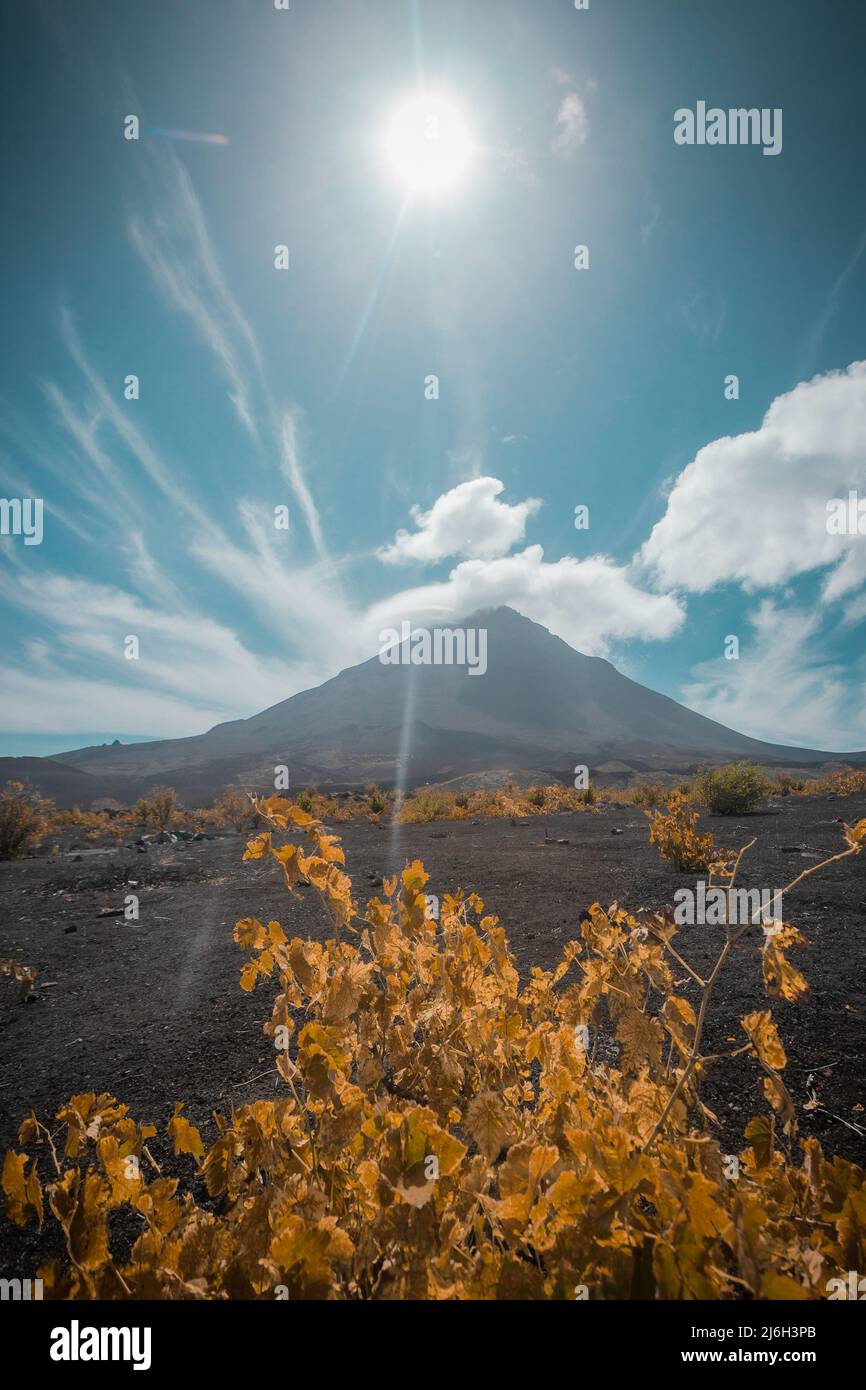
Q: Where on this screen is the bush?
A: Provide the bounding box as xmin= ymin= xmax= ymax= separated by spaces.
xmin=397 ymin=790 xmax=451 ymax=824
xmin=695 ymin=763 xmax=772 ymax=815
xmin=773 ymin=774 xmax=805 ymax=797
xmin=6 ymin=799 xmax=866 ymax=1300
xmin=527 ymin=787 xmax=546 ymax=807
xmin=631 ymin=782 xmax=663 ymax=808
xmin=0 ymin=782 xmax=51 ymax=860
xmin=147 ymin=787 xmax=179 ymax=831
xmin=213 ymin=787 xmax=259 ymax=832
xmin=646 ymin=791 xmax=716 ymax=871
xmin=365 ymin=784 xmax=388 ymax=815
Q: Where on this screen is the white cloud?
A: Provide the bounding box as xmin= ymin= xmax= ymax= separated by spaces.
xmin=128 ymin=151 xmax=330 ymax=564
xmin=378 ymin=477 xmax=542 ymax=565
xmin=684 ymin=600 xmax=866 ymax=751
xmin=58 ymin=307 xmax=214 ymax=530
xmin=279 ymin=411 xmax=328 ymax=561
xmin=803 ymin=227 xmax=866 ymax=372
xmin=641 ymin=361 xmax=866 ymax=594
xmin=552 ymin=92 xmax=589 ymax=157
xmin=365 ymin=544 xmax=684 ymax=657
xmin=0 ymin=566 xmax=322 ymax=736
xmin=127 ymin=151 xmax=263 ymax=442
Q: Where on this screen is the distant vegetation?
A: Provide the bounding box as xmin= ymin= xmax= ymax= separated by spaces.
xmin=0 ymin=781 xmax=51 ymax=860
xmin=0 ymin=762 xmax=865 ymax=859
xmin=694 ymin=762 xmax=773 ymax=816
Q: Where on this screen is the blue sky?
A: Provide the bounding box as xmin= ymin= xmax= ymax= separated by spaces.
xmin=2 ymin=0 xmax=866 ymax=755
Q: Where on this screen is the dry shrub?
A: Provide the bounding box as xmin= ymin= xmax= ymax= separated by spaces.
xmin=6 ymin=799 xmax=866 ymax=1300
xmin=631 ymin=782 xmax=665 ymax=808
xmin=213 ymin=787 xmax=260 ymax=833
xmin=0 ymin=781 xmax=52 ymax=860
xmin=48 ymin=805 xmax=135 ymax=842
xmin=808 ymin=768 xmax=866 ymax=796
xmin=396 ymin=783 xmax=595 ymax=824
xmin=135 ymin=786 xmax=178 ymax=831
xmin=646 ymin=791 xmax=717 ymax=871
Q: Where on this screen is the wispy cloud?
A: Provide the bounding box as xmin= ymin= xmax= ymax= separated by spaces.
xmin=279 ymin=412 xmax=328 ymax=562
xmin=684 ymin=599 xmax=866 ymax=751
xmin=802 ymin=226 xmax=866 ymax=373
xmin=0 ymin=565 xmax=316 ymax=735
xmin=128 ymin=212 xmax=259 ymax=442
xmin=59 ymin=305 xmax=214 ymax=529
xmin=552 ymin=90 xmax=589 ymax=158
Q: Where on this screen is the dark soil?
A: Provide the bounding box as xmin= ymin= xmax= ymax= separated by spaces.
xmin=1 ymin=795 xmax=864 ymax=1275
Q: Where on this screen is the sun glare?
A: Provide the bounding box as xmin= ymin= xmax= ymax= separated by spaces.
xmin=383 ymin=93 xmax=475 ymax=196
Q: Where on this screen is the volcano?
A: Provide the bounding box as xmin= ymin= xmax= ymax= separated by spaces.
xmin=3 ymin=607 xmax=862 ymax=805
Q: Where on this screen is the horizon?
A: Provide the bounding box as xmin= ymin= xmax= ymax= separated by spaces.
xmin=10 ymin=603 xmax=865 ymax=767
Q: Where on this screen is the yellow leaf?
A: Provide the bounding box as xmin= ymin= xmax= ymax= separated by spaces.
xmin=464 ymin=1092 xmax=513 ymax=1162
xmin=168 ymin=1105 xmax=204 ymax=1160
xmin=744 ymin=1114 xmax=774 ymax=1168
xmin=741 ymin=1010 xmax=786 ymax=1070
xmin=2 ymin=1151 xmax=29 ymax=1225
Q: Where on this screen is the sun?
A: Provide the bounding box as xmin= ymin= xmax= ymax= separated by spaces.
xmin=383 ymin=93 xmax=475 ymax=196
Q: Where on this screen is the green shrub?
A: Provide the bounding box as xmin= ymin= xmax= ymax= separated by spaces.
xmin=694 ymin=762 xmax=772 ymax=815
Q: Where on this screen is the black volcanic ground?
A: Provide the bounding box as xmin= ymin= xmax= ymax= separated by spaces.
xmin=1 ymin=791 xmax=864 ymax=1278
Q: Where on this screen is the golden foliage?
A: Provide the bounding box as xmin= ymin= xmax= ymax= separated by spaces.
xmin=646 ymin=791 xmax=717 ymax=871
xmin=212 ymin=787 xmax=260 ymax=833
xmin=0 ymin=957 xmax=38 ymax=1001
xmin=0 ymin=780 xmax=51 ymax=859
xmin=5 ymin=802 xmax=866 ymax=1300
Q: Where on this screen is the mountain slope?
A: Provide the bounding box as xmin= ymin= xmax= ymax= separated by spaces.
xmin=7 ymin=607 xmax=863 ymax=804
